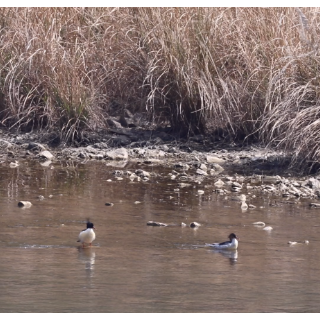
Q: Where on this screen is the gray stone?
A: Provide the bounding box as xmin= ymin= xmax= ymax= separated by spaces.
xmin=147 ymin=221 xmax=167 ymax=227
xmin=190 ymin=222 xmax=201 ymax=228
xmin=107 ymin=118 xmax=123 ymax=129
xmin=174 ymin=163 xmax=190 ymax=170
xmin=196 ymin=168 xmax=207 ymax=175
xmin=178 ymin=183 xmax=192 ymax=188
xmin=206 ymin=155 xmax=226 ymax=164
xmin=232 ymin=181 xmax=242 ymax=188
xmin=0 ymin=139 xmax=13 ymax=149
xmin=94 ymin=154 xmax=104 ymax=160
xmin=210 ymin=163 xmax=224 ymax=173
xmin=106 ymin=148 xmax=128 ymax=161
xmin=39 ymin=150 xmax=54 ymax=160
xmin=214 ymin=179 xmax=225 ymax=187
xmin=27 ymin=142 xmax=46 ymax=151
xmin=135 ymin=169 xmax=150 ymax=178
xmin=199 ymin=163 xmax=207 ymax=171
xmin=310 ymin=203 xmax=320 ymax=208
xmin=18 ymin=201 xmax=32 ymax=208
xmin=262 ymin=175 xmax=281 ymax=184
xmin=307 ymin=178 xmax=320 ymax=189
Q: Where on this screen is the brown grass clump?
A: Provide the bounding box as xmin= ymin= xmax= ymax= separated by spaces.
xmin=1 ymin=7 xmax=320 ymax=166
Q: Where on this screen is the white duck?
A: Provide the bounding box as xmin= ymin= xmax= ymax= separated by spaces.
xmin=206 ymin=233 xmax=239 ymax=250
xmin=77 ymin=221 xmax=96 ymax=248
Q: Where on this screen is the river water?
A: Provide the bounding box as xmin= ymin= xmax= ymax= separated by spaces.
xmin=1 ymin=159 xmax=320 ymax=312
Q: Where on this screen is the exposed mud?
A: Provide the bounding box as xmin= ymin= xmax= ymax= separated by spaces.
xmin=1 ymin=125 xmax=320 ymax=204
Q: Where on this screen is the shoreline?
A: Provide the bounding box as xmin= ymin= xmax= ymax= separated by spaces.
xmin=2 ymin=127 xmax=320 ymax=204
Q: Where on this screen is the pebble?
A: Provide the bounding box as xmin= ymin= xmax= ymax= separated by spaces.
xmin=240 ymin=201 xmax=248 ymax=210
xmin=9 ymin=161 xmax=19 ymax=168
xmin=147 ymin=221 xmax=167 ymax=227
xmin=252 ymin=221 xmax=266 ymax=226
xmin=288 ymin=240 xmax=309 ymax=245
xmin=190 ymin=222 xmax=201 ymax=228
xmin=18 ymin=201 xmax=32 ymax=208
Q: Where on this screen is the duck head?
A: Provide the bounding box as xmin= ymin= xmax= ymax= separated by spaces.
xmin=229 ymin=233 xmax=238 ymax=241
xmin=87 ymin=221 xmax=95 ymax=229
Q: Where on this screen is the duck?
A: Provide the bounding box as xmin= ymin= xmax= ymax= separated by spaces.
xmin=77 ymin=221 xmax=96 ymax=248
xmin=205 ymin=233 xmax=238 ymax=250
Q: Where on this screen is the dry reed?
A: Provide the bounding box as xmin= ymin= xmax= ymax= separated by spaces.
xmin=1 ymin=8 xmax=320 ymax=166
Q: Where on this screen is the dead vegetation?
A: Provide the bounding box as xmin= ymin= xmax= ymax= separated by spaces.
xmin=0 ymin=8 xmax=320 ymax=166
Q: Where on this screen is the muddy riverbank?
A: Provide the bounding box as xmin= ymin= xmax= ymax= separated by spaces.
xmin=1 ymin=126 xmax=320 ymax=205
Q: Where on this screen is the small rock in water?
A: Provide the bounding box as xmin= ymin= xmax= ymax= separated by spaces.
xmin=147 ymin=221 xmax=167 ymax=227
xmin=37 ymin=195 xmax=45 ymax=200
xmin=252 ymin=221 xmax=266 ymax=226
xmin=18 ymin=201 xmax=32 ymax=208
xmin=190 ymin=222 xmax=201 ymax=228
xmin=9 ymin=161 xmax=19 ymax=168
xmin=105 ymin=202 xmax=114 ymax=206
xmin=240 ymin=201 xmax=248 ymax=210
xmin=198 ymin=190 xmax=205 ymax=195
xmin=134 ymin=201 xmax=141 ymax=204
xmin=39 ymin=150 xmax=54 ymax=160
xmin=181 ymin=222 xmax=187 ymax=227
xmin=310 ymin=203 xmax=320 ymax=208
xmin=288 ymin=240 xmax=309 ymax=245
xmin=263 ymin=226 xmax=273 ymax=231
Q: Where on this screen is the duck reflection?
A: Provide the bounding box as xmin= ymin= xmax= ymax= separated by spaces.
xmin=218 ymin=249 xmax=238 ymax=264
xmin=77 ymin=247 xmax=96 ymax=277
xmin=208 ymin=249 xmax=238 ymax=265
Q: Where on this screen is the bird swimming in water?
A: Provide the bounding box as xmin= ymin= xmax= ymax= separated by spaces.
xmin=205 ymin=233 xmax=239 ymax=250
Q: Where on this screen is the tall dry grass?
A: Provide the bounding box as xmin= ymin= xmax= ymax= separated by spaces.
xmin=1 ymin=8 xmax=320 ymax=166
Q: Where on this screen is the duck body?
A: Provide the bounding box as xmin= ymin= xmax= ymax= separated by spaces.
xmin=206 ymin=233 xmax=238 ymax=250
xmin=77 ymin=222 xmax=96 ymax=248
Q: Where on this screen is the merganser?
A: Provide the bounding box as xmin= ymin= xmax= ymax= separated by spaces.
xmin=77 ymin=221 xmax=96 ymax=248
xmin=205 ymin=233 xmax=238 ymax=250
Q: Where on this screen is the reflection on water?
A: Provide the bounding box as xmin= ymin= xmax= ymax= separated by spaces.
xmin=216 ymin=249 xmax=238 ymax=264
xmin=1 ymin=160 xmax=320 ymax=312
xmin=78 ymin=248 xmax=96 ymax=279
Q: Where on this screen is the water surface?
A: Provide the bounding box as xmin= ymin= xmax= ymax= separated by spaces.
xmin=0 ymin=160 xmax=320 ymax=312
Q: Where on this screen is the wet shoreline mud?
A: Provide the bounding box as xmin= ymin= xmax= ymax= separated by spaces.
xmin=1 ymin=126 xmax=320 ymax=205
